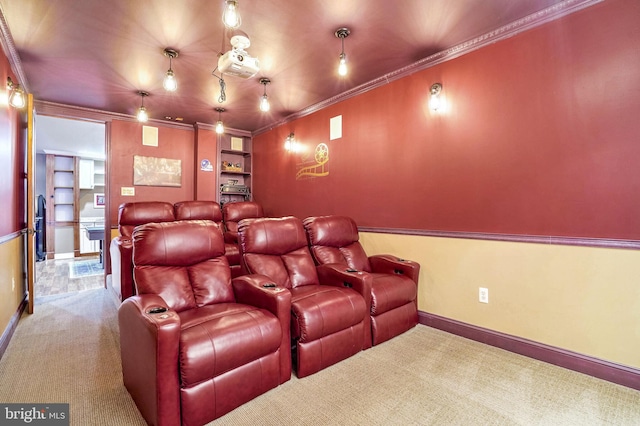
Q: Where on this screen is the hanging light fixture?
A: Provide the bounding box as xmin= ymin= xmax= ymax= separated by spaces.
xmin=259 ymin=78 xmax=271 ymax=112
xmin=215 ymin=107 xmax=225 ymax=134
xmin=335 ymin=28 xmax=350 ymax=77
xmin=6 ymin=77 xmax=26 ymax=109
xmin=222 ymin=0 xmax=241 ymax=29
xmin=136 ymin=91 xmax=149 ymax=122
xmin=163 ymin=48 xmax=179 ymax=92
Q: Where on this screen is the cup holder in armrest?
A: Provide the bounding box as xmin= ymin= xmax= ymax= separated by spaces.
xmin=147 ymin=306 xmax=168 ymax=314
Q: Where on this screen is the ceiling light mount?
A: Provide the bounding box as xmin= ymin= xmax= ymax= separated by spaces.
xmin=335 ymin=28 xmax=350 ymax=39
xmin=163 ymin=48 xmax=179 ymax=60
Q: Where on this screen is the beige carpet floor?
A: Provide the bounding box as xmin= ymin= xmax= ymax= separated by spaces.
xmin=1 ymin=287 xmax=639 ymax=425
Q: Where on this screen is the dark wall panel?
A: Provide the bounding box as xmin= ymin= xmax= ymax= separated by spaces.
xmin=253 ymin=0 xmax=640 ymax=240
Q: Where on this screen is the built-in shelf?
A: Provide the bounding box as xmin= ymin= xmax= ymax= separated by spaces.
xmin=219 ymin=134 xmax=252 ymax=205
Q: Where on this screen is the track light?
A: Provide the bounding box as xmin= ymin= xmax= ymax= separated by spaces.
xmin=137 ymin=91 xmax=149 ymax=122
xmin=163 ymin=48 xmax=179 ymax=92
xmin=6 ymin=77 xmax=25 ymax=109
xmin=259 ymin=78 xmax=271 ymax=112
xmin=215 ymin=107 xmax=225 ymax=134
xmin=335 ymin=28 xmax=350 ymax=77
xmin=222 ymin=0 xmax=241 ymax=29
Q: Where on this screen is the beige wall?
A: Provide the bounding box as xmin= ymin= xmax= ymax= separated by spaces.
xmin=0 ymin=237 xmax=26 ymax=335
xmin=360 ymin=232 xmax=640 ymax=369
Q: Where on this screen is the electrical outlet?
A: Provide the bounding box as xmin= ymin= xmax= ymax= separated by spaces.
xmin=479 ymin=287 xmax=489 ymax=303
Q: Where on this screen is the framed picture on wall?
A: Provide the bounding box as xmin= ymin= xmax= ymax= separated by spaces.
xmin=94 ymin=193 xmax=105 ymax=208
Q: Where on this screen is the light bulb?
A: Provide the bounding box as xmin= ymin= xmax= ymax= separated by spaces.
xmin=429 ymin=94 xmax=442 ymax=111
xmin=338 ymin=54 xmax=347 ymax=76
xmin=163 ymin=69 xmax=177 ymax=92
xmin=259 ymin=94 xmax=270 ymax=112
xmin=215 ymin=120 xmax=225 ymax=134
xmin=9 ymin=89 xmax=25 ymax=108
xmin=137 ymin=106 xmax=148 ymax=122
xmin=223 ymin=0 xmax=241 ymax=29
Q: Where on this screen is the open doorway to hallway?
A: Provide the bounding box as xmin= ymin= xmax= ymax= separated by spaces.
xmin=34 ymin=115 xmax=106 ymax=298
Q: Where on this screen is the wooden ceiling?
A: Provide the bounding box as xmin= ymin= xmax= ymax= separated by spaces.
xmin=0 ymin=0 xmax=575 ymax=132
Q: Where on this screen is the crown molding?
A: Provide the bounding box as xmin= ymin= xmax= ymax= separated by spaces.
xmin=253 ymin=0 xmax=604 ymax=136
xmin=34 ymin=100 xmax=194 ymax=130
xmin=0 ymin=3 xmax=29 ymax=91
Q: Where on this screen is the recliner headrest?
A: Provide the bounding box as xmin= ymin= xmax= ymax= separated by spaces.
xmin=239 ymin=216 xmax=307 ymax=255
xmin=118 ymin=202 xmax=175 ymax=237
xmin=174 ymin=200 xmax=222 ymax=222
xmin=303 ymin=215 xmax=359 ymax=247
xmin=133 ymin=220 xmax=225 ymax=267
xmin=223 ymin=201 xmax=264 ymax=223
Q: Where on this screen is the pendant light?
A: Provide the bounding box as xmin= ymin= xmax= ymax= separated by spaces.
xmin=137 ymin=91 xmax=149 ymax=122
xmin=215 ymin=107 xmax=225 ymax=134
xmin=163 ymin=48 xmax=179 ymax=92
xmin=222 ymin=0 xmax=241 ymax=29
xmin=335 ymin=28 xmax=350 ymax=77
xmin=259 ymin=78 xmax=271 ymax=112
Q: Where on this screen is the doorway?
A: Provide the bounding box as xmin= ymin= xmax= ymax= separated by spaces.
xmin=34 ymin=116 xmax=106 ymax=297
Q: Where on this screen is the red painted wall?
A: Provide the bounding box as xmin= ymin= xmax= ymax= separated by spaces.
xmin=253 ymin=0 xmax=640 ymax=240
xmin=0 ymin=53 xmax=24 ymax=237
xmin=194 ymin=125 xmax=218 ymax=201
xmin=108 ymin=119 xmax=195 ymax=224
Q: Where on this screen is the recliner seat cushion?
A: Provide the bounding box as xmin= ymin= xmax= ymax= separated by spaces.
xmin=290 ymin=285 xmax=366 ymax=342
xmin=178 ymin=303 xmax=282 ymax=386
xmin=369 ymin=273 xmax=417 ymax=316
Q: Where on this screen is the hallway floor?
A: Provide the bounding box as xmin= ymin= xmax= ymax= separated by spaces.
xmin=35 ymin=257 xmax=105 ymax=298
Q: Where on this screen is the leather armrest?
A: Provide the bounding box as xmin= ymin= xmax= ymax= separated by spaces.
xmin=110 ymin=236 xmax=136 ymax=300
xmin=118 ymin=295 xmax=181 ymax=426
xmin=232 ymin=275 xmax=292 ymax=383
xmin=369 ymin=254 xmax=420 ymax=283
xmin=316 ymin=263 xmax=373 ymax=350
xmin=317 ymin=263 xmax=372 ymax=303
xmin=232 ymin=275 xmax=291 ymax=318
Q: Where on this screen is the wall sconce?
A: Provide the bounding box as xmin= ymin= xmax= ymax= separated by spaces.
xmin=136 ymin=91 xmax=149 ymax=122
xmin=429 ymin=83 xmax=443 ymax=111
xmin=222 ymin=0 xmax=241 ymax=29
xmin=259 ymin=78 xmax=271 ymax=112
xmin=335 ymin=28 xmax=350 ymax=77
xmin=284 ymin=133 xmax=301 ymax=152
xmin=215 ymin=107 xmax=226 ymax=134
xmin=6 ymin=77 xmax=25 ymax=109
xmin=163 ymin=48 xmax=179 ymax=92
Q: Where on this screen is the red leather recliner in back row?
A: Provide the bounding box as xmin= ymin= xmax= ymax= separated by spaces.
xmin=110 ymin=200 xmax=263 ymax=301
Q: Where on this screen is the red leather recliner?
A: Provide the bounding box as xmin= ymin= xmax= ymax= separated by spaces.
xmin=222 ymin=201 xmax=264 ymax=277
xmin=109 ymin=201 xmax=175 ymax=301
xmin=119 ymin=220 xmax=291 ymax=426
xmin=174 ymin=200 xmax=240 ymax=276
xmin=238 ymin=216 xmax=369 ymax=378
xmin=303 ymin=215 xmax=420 ymax=346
